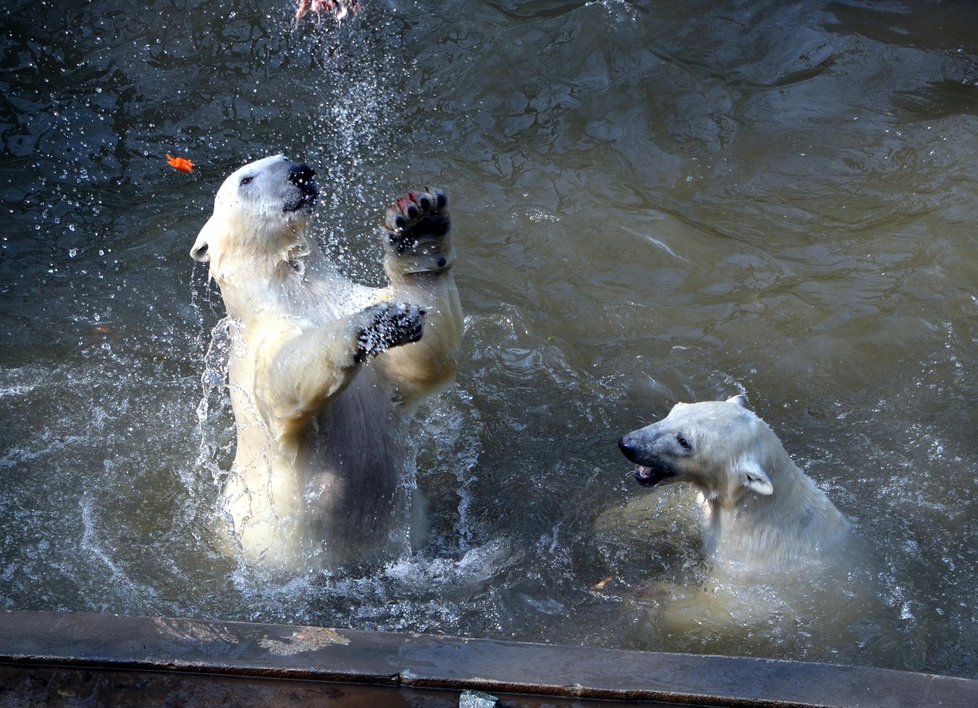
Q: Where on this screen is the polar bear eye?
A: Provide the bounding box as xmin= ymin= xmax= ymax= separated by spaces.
xmin=239 ymin=176 xmax=254 ymax=187
xmin=676 ymin=433 xmax=692 ymax=451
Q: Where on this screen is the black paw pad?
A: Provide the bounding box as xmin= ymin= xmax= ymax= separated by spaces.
xmin=384 ymin=188 xmax=450 ymax=237
xmin=355 ymin=303 xmax=426 ymax=361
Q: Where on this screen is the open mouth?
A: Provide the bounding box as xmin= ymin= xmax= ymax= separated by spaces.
xmin=633 ymin=465 xmax=675 ymax=487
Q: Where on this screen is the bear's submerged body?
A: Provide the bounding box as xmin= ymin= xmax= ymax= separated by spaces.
xmin=193 ymin=155 xmax=461 ymax=571
xmin=222 ymin=356 xmax=408 ymax=569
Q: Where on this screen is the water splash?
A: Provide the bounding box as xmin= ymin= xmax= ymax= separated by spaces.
xmin=286 ymin=9 xmax=438 ymax=289
xmin=408 ymin=386 xmax=484 ymax=553
xmin=192 ymin=317 xmax=236 ymax=488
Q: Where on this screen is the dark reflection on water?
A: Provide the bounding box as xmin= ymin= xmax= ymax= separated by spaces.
xmin=2 ymin=0 xmax=978 ymax=678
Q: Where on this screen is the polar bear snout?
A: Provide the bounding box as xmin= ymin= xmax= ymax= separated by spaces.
xmin=283 ymin=162 xmax=319 ymax=213
xmin=618 ymin=433 xmax=642 ymax=463
xmin=619 ymin=430 xmax=678 ymax=487
xmin=287 ymin=162 xmax=316 ymax=187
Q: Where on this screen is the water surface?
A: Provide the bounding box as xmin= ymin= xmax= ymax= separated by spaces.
xmin=2 ymin=0 xmax=978 ymax=678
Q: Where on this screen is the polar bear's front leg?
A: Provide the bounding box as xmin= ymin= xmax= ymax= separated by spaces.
xmin=254 ymin=303 xmax=426 ymax=432
xmin=375 ymin=189 xmax=463 ymax=408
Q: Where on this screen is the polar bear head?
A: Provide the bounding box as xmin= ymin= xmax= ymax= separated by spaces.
xmin=190 ymin=155 xmax=319 ymax=278
xmin=618 ymin=395 xmax=777 ymax=502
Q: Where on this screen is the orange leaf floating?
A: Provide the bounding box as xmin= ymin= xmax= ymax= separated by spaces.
xmin=166 ymin=154 xmax=193 ymax=174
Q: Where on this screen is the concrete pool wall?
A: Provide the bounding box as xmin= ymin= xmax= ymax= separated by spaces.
xmin=2 ymin=611 xmax=976 ymax=706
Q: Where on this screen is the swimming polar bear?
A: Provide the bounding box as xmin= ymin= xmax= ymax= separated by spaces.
xmin=618 ymin=395 xmax=848 ymax=569
xmin=611 ymin=397 xmax=896 ymax=659
xmin=615 ymin=395 xmax=866 ymax=648
xmin=191 ymin=155 xmax=462 ymax=571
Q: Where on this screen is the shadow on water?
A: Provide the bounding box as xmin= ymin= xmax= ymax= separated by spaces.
xmin=2 ymin=0 xmax=978 ymax=679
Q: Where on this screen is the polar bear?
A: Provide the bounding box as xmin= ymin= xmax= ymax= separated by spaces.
xmin=613 ymin=397 xmax=893 ymax=656
xmin=191 ymin=155 xmax=462 ymax=571
xmin=618 ymin=395 xmax=848 ymax=569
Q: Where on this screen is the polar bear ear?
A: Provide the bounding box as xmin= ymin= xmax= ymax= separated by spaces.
xmin=726 ymin=394 xmax=748 ymax=409
xmin=737 ymin=459 xmax=774 ymax=496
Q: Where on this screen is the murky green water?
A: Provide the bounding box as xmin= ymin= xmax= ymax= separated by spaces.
xmin=3 ymin=0 xmax=978 ymax=678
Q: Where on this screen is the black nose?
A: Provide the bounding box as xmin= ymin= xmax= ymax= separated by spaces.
xmin=618 ymin=436 xmax=638 ymax=462
xmin=288 ymin=163 xmax=316 ymax=186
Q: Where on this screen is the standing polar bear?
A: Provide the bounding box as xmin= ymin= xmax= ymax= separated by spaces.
xmin=191 ymin=155 xmax=462 ymax=570
xmin=618 ymin=395 xmax=848 ymax=569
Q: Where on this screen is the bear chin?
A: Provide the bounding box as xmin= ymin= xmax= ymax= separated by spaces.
xmin=282 ymin=187 xmax=318 ymax=214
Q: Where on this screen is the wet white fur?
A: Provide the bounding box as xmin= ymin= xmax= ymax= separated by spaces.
xmin=192 ymin=155 xmax=462 ymax=570
xmin=623 ymin=396 xmax=848 ymax=569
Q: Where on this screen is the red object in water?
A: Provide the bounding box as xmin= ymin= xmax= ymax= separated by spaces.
xmin=166 ymin=154 xmax=193 ymax=174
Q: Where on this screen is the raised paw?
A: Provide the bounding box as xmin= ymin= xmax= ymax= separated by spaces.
xmin=382 ymin=188 xmax=454 ymax=275
xmin=355 ymin=302 xmax=425 ymax=362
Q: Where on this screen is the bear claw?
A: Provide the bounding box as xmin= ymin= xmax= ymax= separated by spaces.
xmin=383 ymin=188 xmax=450 ymax=254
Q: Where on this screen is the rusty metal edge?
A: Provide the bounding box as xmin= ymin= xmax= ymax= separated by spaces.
xmin=1 ymin=610 xmax=976 ymax=707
